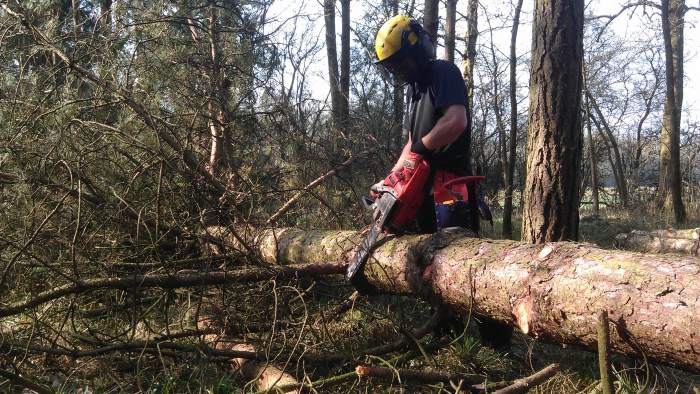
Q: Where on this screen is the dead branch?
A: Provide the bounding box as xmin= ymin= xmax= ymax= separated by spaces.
xmin=0 ymin=262 xmax=346 ymax=318
xmin=0 ymin=369 xmax=53 ymax=394
xmin=0 ymin=338 xmax=258 ymax=360
xmin=0 ymin=171 xmax=18 ymax=183
xmin=355 ymin=364 xmax=480 ymax=384
xmin=491 ymin=363 xmax=561 ymax=394
xmin=266 ymin=147 xmax=381 ymax=225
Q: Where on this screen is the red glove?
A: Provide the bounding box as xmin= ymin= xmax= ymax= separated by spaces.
xmin=402 ymin=151 xmax=423 ymax=180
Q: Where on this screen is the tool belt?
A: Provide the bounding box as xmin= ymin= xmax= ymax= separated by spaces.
xmin=433 ymin=170 xmax=484 ymax=232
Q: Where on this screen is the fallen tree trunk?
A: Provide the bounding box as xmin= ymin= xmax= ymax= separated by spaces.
xmin=615 ymin=228 xmax=700 ymax=256
xmin=252 ymin=227 xmax=700 ymax=374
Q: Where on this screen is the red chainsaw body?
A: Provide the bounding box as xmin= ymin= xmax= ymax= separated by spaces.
xmin=376 ymin=159 xmax=430 ymax=234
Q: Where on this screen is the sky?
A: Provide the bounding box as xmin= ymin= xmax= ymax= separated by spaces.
xmin=267 ymin=0 xmax=699 ymax=126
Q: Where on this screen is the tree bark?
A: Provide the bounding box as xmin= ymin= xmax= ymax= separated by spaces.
xmin=324 ymin=0 xmax=343 ymax=130
xmin=444 ymin=0 xmax=457 ymax=62
xmin=340 ymin=0 xmax=350 ymax=125
xmin=462 ymin=0 xmax=478 ymax=111
xmin=658 ymin=0 xmax=687 ymax=225
xmin=522 ymin=0 xmax=584 ymax=243
xmin=423 ymin=0 xmax=439 ymax=50
xmin=251 ymin=227 xmax=700 ymax=373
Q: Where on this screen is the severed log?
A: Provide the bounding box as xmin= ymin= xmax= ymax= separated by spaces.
xmin=615 ymin=228 xmax=700 ymax=256
xmin=252 ymin=227 xmax=700 ymax=374
xmin=198 ymin=318 xmax=301 ymax=393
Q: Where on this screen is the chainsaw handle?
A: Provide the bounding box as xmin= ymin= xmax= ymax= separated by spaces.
xmin=443 ymin=175 xmax=485 ymax=188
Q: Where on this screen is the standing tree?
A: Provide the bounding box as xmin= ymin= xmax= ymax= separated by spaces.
xmin=462 ymin=0 xmax=478 ymax=110
xmin=340 ymin=0 xmax=351 ymax=129
xmin=423 ymin=0 xmax=439 ymax=48
xmin=522 ymin=0 xmax=584 ymax=243
xmin=503 ymin=0 xmax=524 ymax=239
xmin=658 ymin=0 xmax=687 ymax=224
xmin=323 ymin=0 xmax=342 ymax=127
xmin=582 ymin=71 xmax=600 ymax=215
xmin=585 ymin=90 xmax=629 ymax=208
xmin=444 ymin=0 xmax=458 ymax=62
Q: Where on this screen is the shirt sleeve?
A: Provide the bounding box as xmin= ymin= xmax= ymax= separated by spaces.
xmin=431 ymin=61 xmax=469 ymax=111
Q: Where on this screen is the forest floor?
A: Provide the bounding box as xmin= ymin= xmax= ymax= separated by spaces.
xmin=5 ymin=203 xmax=700 ymax=394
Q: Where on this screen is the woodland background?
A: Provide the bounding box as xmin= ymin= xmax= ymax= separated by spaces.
xmin=1 ymin=0 xmax=700 ymax=392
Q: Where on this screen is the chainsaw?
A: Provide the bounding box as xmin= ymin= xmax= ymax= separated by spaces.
xmin=345 ymin=158 xmax=430 ymax=288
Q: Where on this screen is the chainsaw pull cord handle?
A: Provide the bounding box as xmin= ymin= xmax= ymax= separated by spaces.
xmin=443 ymin=175 xmax=485 ymax=188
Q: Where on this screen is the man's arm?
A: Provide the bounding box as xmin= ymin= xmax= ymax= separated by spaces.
xmin=416 ymin=103 xmax=468 ymax=151
xmin=392 ymin=102 xmax=467 ymax=172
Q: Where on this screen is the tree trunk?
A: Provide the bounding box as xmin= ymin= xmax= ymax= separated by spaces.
xmin=252 ymin=227 xmax=700 ymax=374
xmin=463 ymin=0 xmax=478 ymax=110
xmin=658 ymin=0 xmax=687 ymax=225
xmin=503 ymin=0 xmax=524 ymax=240
xmin=444 ymin=0 xmax=457 ymax=62
xmin=391 ymin=1 xmax=404 ymax=148
xmin=586 ymin=90 xmax=628 ymax=207
xmin=340 ymin=0 xmax=350 ymax=125
xmin=324 ymin=0 xmax=343 ymax=130
xmin=522 ymin=0 xmax=584 ymax=243
xmin=423 ymin=0 xmax=439 ymax=50
xmin=632 ymin=60 xmax=660 ymax=178
xmin=584 ymin=89 xmax=599 ymax=215
xmin=100 ymin=0 xmax=112 ymax=28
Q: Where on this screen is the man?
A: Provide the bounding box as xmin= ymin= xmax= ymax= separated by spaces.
xmin=373 ymin=14 xmax=474 ymax=233
xmin=372 ymin=15 xmax=512 ymax=349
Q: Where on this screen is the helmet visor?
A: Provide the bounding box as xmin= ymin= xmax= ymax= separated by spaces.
xmin=374 ymin=44 xmax=424 ymax=87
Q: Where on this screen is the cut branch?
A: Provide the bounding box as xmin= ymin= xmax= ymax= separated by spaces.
xmin=0 ymin=262 xmax=346 ymax=318
xmin=355 ymin=364 xmax=480 ymax=384
xmin=491 ymin=363 xmax=561 ymax=394
xmin=0 ymin=369 xmax=54 ymax=394
xmin=615 ymin=228 xmax=700 ymax=255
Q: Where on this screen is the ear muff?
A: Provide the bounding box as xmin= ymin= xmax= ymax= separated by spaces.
xmin=406 ymin=20 xmax=435 ymax=60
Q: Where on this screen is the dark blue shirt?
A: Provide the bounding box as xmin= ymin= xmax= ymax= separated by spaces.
xmin=404 ymin=60 xmax=472 ymax=175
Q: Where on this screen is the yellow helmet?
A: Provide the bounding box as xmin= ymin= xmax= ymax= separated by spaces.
xmin=375 ymin=15 xmax=418 ymax=61
xmin=374 ymin=15 xmax=435 ymax=86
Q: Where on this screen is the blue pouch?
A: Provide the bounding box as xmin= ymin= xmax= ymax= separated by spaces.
xmin=435 ymin=201 xmax=472 ymax=229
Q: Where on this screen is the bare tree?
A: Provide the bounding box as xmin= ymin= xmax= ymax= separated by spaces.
xmin=503 ymin=0 xmax=524 ymax=239
xmin=585 ymin=90 xmax=629 ymax=207
xmin=583 ymin=71 xmax=600 ymax=215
